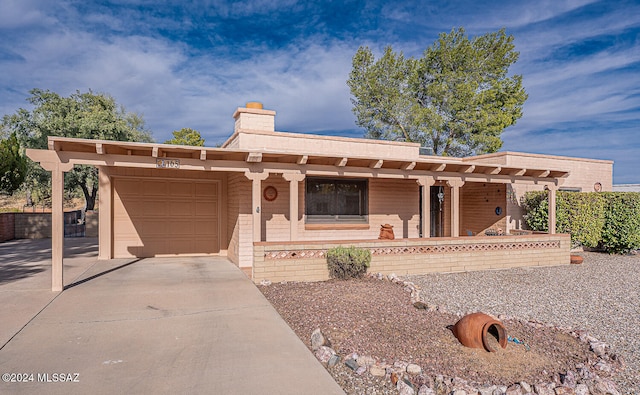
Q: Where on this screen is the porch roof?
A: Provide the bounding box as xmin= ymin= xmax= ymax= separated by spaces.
xmin=28 ymin=136 xmax=569 ymax=185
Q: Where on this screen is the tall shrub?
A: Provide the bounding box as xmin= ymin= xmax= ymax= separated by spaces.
xmin=556 ymin=192 xmax=605 ymax=248
xmin=522 ymin=191 xmax=548 ymax=232
xmin=601 ymin=193 xmax=640 ymax=253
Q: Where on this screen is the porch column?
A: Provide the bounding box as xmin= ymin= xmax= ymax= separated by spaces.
xmin=244 ymin=171 xmax=269 ymax=243
xmin=40 ymin=161 xmax=74 ymax=292
xmin=447 ymin=179 xmax=465 ymax=237
xmin=98 ymin=167 xmax=112 ymax=260
xmin=417 ymin=176 xmax=435 ymax=238
xmin=547 ymin=185 xmax=558 ymax=234
xmin=283 ymin=173 xmax=306 ymax=241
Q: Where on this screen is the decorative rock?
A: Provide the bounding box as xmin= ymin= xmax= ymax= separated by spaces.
xmin=594 ymin=360 xmax=612 ymax=372
xmin=506 ymin=384 xmax=523 ymax=395
xmin=398 ymin=378 xmax=416 ymax=395
xmin=311 ymin=328 xmax=327 ymax=351
xmin=589 ymin=341 xmax=608 ymax=357
xmin=413 ymin=300 xmax=428 ymax=309
xmin=560 ymin=371 xmax=577 ymax=388
xmin=590 ymin=378 xmax=620 ymax=395
xmin=495 ymin=385 xmax=508 ymax=394
xmin=407 ymin=363 xmax=422 ymax=375
xmin=355 ymin=366 xmax=367 ymax=375
xmin=553 ymin=386 xmax=575 ymax=395
xmin=394 ymin=361 xmax=409 ymax=372
xmin=369 ymin=365 xmax=386 ymax=377
xmin=418 ymin=385 xmax=435 ymax=395
xmin=433 ymin=375 xmax=448 ymax=394
xmin=577 ymin=366 xmax=595 ymax=380
xmin=519 ymin=382 xmax=532 ymax=393
xmin=314 ymin=346 xmax=335 ymax=364
xmin=478 ymin=385 xmax=497 ymax=395
xmin=357 ymin=355 xmax=376 ymax=367
xmin=387 ymin=273 xmax=399 ymax=282
xmin=533 ymin=383 xmax=556 ymax=395
xmin=574 ymin=384 xmax=589 ymax=395
xmin=451 ymin=390 xmax=467 ymax=395
xmin=344 ymin=358 xmax=358 ymax=371
xmin=327 ymin=354 xmax=340 ymax=368
xmin=259 ymin=279 xmax=271 ymax=286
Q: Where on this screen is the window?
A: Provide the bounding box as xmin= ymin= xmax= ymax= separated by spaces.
xmin=559 ymin=187 xmax=582 ymax=192
xmin=305 ymin=178 xmax=368 ymax=223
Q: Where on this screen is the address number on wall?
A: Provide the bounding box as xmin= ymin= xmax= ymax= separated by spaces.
xmin=156 ymin=158 xmax=180 ymax=169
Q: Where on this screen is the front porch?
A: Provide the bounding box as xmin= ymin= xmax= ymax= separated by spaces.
xmin=253 ymin=233 xmax=571 ymax=283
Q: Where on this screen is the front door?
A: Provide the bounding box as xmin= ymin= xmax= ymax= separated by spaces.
xmin=430 ymin=186 xmax=445 ymax=237
xmin=419 ymin=186 xmax=445 ymax=237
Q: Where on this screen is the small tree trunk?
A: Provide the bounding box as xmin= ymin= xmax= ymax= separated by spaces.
xmin=80 ymin=182 xmax=97 ymax=212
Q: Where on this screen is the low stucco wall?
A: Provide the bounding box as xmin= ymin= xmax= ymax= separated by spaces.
xmin=252 ymin=234 xmax=571 ymax=283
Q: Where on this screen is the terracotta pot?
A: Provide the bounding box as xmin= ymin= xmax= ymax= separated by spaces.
xmin=570 ymin=255 xmax=584 ymax=264
xmin=449 ymin=312 xmax=507 ymax=352
xmin=378 ymin=224 xmax=395 ymax=240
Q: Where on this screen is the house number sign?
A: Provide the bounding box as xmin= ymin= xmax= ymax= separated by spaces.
xmin=156 ymin=158 xmax=180 ymax=169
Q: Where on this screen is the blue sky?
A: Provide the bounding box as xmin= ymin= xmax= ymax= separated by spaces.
xmin=1 ymin=0 xmax=639 ymax=183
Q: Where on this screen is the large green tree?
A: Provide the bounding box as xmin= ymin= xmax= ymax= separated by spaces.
xmin=348 ymin=28 xmax=527 ymax=156
xmin=164 ymin=128 xmax=205 ymax=146
xmin=1 ymin=89 xmax=153 ymax=210
xmin=0 ymin=132 xmax=28 ymax=195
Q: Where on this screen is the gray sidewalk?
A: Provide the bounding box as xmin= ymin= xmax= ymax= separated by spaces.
xmin=0 ymin=238 xmax=344 ymax=394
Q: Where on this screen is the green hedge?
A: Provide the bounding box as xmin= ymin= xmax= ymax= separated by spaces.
xmin=601 ymin=193 xmax=640 ymax=253
xmin=523 ymin=191 xmax=640 ymax=253
xmin=326 ymin=246 xmax=371 ymax=279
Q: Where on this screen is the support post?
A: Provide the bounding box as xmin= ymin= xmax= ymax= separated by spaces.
xmin=417 ymin=176 xmax=435 ymax=238
xmin=283 ymin=173 xmax=306 ymax=241
xmin=98 ymin=167 xmax=112 ymax=259
xmin=447 ymin=179 xmax=465 ymax=238
xmin=547 ymin=185 xmax=557 ymax=235
xmin=40 ymin=160 xmax=73 ymax=292
xmin=244 ymin=171 xmax=269 ymax=243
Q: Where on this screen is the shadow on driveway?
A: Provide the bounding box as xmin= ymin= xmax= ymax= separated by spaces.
xmin=0 ymin=238 xmax=99 ymax=284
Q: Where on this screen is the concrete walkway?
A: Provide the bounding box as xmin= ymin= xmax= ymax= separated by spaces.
xmin=0 ymin=238 xmax=344 ymax=394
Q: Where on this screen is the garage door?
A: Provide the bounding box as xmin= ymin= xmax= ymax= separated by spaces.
xmin=113 ymin=178 xmax=220 ymax=258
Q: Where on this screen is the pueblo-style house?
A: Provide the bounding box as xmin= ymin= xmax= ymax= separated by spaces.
xmin=27 ymin=102 xmax=613 ymax=291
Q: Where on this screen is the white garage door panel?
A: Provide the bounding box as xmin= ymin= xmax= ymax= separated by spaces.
xmin=113 ymin=178 xmax=220 ymax=258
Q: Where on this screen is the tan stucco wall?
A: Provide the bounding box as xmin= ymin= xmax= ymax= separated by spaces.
xmin=228 ymin=130 xmax=421 ymax=160
xmin=460 ymin=182 xmax=507 ymax=235
xmin=469 ymin=152 xmax=613 ymax=232
xmin=227 ymin=173 xmax=253 ymax=268
xmin=253 ymin=234 xmax=571 ymax=283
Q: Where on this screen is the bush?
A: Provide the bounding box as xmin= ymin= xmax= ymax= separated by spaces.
xmin=601 ymin=193 xmax=640 ymax=253
xmin=326 ymin=246 xmax=371 ymax=280
xmin=522 ymin=191 xmax=640 ymax=253
xmin=522 ymin=191 xmax=548 ymax=232
xmin=556 ymin=192 xmax=605 ymax=248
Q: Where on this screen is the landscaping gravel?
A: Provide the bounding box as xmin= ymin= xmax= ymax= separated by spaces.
xmin=405 ymin=251 xmax=640 ymax=394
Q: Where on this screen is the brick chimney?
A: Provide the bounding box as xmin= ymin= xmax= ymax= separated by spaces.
xmin=233 ymin=102 xmax=275 ymax=132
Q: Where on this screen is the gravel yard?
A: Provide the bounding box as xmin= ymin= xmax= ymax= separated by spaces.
xmin=260 ymin=252 xmax=638 ymax=394
xmin=405 ymin=251 xmax=640 ymax=394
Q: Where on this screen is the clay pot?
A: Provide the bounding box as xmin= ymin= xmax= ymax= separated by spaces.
xmin=449 ymin=312 xmax=507 ymax=352
xmin=378 ymin=224 xmax=395 ymax=240
xmin=570 ymin=255 xmax=584 ymax=264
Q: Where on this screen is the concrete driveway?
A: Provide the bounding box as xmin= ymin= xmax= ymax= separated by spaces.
xmin=0 ymin=238 xmax=344 ymax=394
